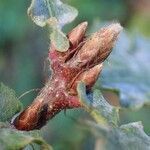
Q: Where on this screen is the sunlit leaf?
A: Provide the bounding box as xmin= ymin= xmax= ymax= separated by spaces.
xmin=77 ymin=82 xmax=119 ymax=127
xmin=0 ymin=83 xmax=22 ymax=122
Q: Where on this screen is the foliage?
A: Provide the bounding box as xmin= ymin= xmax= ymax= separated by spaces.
xmin=28 ymin=0 xmax=78 ymax=52
xmin=101 ymin=31 xmax=150 ymax=110
xmin=87 ymin=121 xmax=150 ymax=150
xmin=77 ymin=82 xmax=119 ymax=127
xmin=77 ymin=82 xmax=150 ymax=150
xmin=0 ymin=83 xmax=22 ymax=122
xmin=0 ymin=124 xmax=52 ymax=150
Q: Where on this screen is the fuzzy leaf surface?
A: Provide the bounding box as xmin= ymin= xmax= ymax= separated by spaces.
xmin=28 ymin=0 xmax=78 ymax=27
xmin=101 ymin=32 xmax=150 ymax=109
xmin=77 ymin=82 xmax=119 ymax=127
xmin=0 ymin=123 xmax=52 ymax=150
xmin=0 ymin=83 xmax=22 ymax=122
xmin=87 ymin=121 xmax=150 ymax=150
xmin=28 ymin=0 xmax=78 ymax=52
xmin=50 ymin=25 xmax=69 ymax=52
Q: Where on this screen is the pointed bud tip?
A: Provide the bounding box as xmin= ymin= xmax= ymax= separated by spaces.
xmin=109 ymin=23 xmax=123 ymax=34
xmin=91 ymin=63 xmax=103 ymax=74
xmin=67 ymin=21 xmax=88 ymax=48
xmin=80 ymin=21 xmax=88 ymax=30
xmin=96 ymin=63 xmax=103 ymax=71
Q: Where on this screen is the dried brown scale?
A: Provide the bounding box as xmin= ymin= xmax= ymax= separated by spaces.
xmin=13 ymin=22 xmax=122 ymax=131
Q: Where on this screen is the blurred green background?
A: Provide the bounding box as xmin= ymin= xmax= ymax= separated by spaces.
xmin=0 ymin=0 xmax=150 ymax=150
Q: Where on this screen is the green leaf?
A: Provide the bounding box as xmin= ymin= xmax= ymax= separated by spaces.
xmin=100 ymin=32 xmax=150 ymax=110
xmin=28 ymin=0 xmax=77 ymax=52
xmin=0 ymin=83 xmax=22 ymax=122
xmin=28 ymin=0 xmax=78 ymax=27
xmin=77 ymin=82 xmax=119 ymax=127
xmin=49 ymin=21 xmax=69 ymax=52
xmin=107 ymin=122 xmax=150 ymax=150
xmin=0 ymin=124 xmax=52 ymax=150
xmin=87 ymin=121 xmax=150 ymax=150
